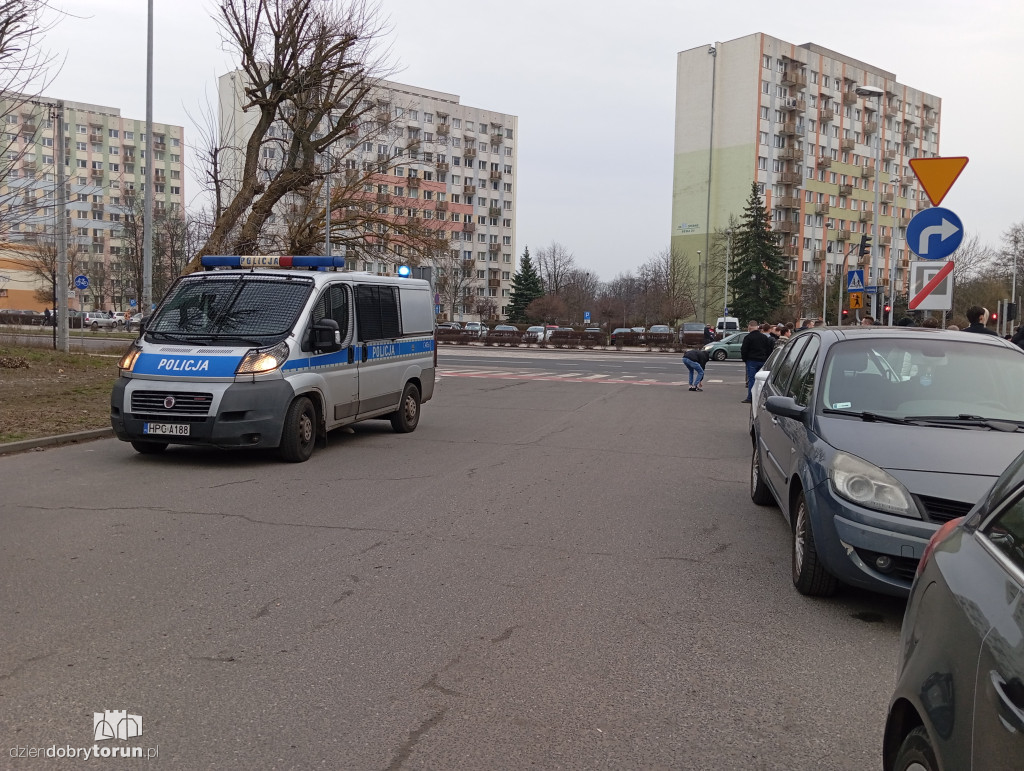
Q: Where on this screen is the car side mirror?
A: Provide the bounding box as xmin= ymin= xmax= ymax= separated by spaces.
xmin=765 ymin=395 xmax=808 ymax=421
xmin=311 ymin=318 xmax=341 ymax=352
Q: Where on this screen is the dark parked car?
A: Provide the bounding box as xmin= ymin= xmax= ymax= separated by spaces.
xmin=883 ymin=448 xmax=1024 ymax=771
xmin=680 ymin=322 xmax=708 ymax=348
xmin=750 ymin=326 xmax=1024 ymax=598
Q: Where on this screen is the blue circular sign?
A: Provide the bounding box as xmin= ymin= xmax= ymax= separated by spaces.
xmin=73 ymin=274 xmax=89 ymax=290
xmin=906 ymin=207 xmax=963 ymax=260
xmin=129 ymin=299 xmax=137 ymax=307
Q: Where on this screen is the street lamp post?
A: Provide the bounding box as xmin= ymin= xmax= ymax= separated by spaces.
xmin=696 ymin=250 xmax=703 ymax=321
xmin=723 ymin=228 xmax=732 ymax=318
xmin=856 ymin=85 xmax=885 ymax=320
xmin=888 ymin=176 xmax=901 ymax=325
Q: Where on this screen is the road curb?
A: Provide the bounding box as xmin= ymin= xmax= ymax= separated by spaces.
xmin=0 ymin=427 xmax=114 ymax=456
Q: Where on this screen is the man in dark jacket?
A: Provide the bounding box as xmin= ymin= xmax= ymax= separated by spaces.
xmin=682 ymin=347 xmax=711 ymax=391
xmin=963 ymin=306 xmax=999 ymax=335
xmin=740 ymin=321 xmax=775 ymax=403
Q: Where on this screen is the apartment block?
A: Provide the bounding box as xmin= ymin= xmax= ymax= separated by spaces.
xmin=218 ymin=74 xmax=518 ymax=320
xmin=672 ymin=33 xmax=941 ymax=319
xmin=0 ymin=95 xmax=185 ymax=310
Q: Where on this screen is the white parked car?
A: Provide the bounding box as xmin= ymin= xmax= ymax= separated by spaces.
xmin=523 ymin=325 xmax=545 ymax=343
xmin=464 ymin=321 xmax=486 ymax=337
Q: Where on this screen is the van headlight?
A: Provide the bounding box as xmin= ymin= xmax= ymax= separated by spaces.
xmin=118 ymin=342 xmax=143 ymax=374
xmin=236 ymin=341 xmax=289 ymax=375
xmin=828 ymin=451 xmax=919 ymax=518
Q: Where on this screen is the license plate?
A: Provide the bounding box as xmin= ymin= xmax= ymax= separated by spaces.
xmin=143 ymin=422 xmax=190 ymax=436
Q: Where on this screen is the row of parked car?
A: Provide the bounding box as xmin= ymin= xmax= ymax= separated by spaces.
xmin=745 ymin=324 xmax=1024 ymax=770
xmin=0 ymin=309 xmax=148 ymax=331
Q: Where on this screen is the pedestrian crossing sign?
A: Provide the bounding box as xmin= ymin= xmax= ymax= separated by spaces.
xmin=847 ymin=270 xmax=865 ymax=292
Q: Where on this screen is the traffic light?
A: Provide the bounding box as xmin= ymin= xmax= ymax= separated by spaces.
xmin=990 ymin=311 xmax=998 ymax=323
xmin=842 ymin=309 xmax=849 ymax=320
xmin=884 ymin=303 xmax=891 ymax=315
xmin=1007 ymin=303 xmax=1018 ymax=322
xmin=858 ymin=234 xmax=872 ymax=257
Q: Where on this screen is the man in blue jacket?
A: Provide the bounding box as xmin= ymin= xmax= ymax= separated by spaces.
xmin=740 ymin=322 xmax=775 ymax=403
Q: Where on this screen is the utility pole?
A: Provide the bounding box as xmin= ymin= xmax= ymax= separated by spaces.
xmin=143 ymin=0 xmax=154 ymax=312
xmin=53 ymin=100 xmax=69 ymax=353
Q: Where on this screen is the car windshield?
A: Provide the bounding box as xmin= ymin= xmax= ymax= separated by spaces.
xmin=147 ymin=274 xmax=314 ymax=343
xmin=821 ymin=338 xmax=1024 ymax=423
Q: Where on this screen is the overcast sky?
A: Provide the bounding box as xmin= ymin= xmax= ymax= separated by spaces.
xmin=39 ymin=0 xmax=1024 ymax=281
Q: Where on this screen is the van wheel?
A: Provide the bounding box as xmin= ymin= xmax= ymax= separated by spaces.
xmin=390 ymin=383 xmax=421 ymax=433
xmin=131 ymin=440 xmax=167 ymax=455
xmin=792 ymin=491 xmax=839 ymax=596
xmin=279 ymin=396 xmax=316 ymax=462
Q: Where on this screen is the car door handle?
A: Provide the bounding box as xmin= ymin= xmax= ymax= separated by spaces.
xmin=989 ymin=670 xmax=1024 ymax=732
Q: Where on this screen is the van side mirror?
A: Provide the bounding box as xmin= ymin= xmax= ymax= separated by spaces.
xmin=311 ymin=318 xmax=341 ymax=352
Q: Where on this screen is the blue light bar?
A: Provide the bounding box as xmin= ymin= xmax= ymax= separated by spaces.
xmin=397 ymin=265 xmax=411 ymax=277
xmin=201 ymin=255 xmax=346 ymax=269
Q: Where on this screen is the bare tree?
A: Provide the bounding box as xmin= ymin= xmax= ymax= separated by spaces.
xmin=560 ymin=268 xmax=598 ymax=325
xmin=535 ymin=241 xmax=576 ymax=297
xmin=187 ymin=0 xmax=449 ymax=272
xmin=22 ymin=235 xmax=78 ymax=308
xmin=431 ymin=248 xmax=478 ymax=321
xmin=116 ymin=191 xmax=193 ymax=305
xmin=637 ymin=248 xmax=697 ymax=325
xmin=525 ymin=294 xmax=567 ymax=324
xmin=0 ymin=1 xmax=65 ymax=240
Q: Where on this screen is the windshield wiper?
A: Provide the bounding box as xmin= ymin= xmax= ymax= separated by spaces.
xmin=822 ymin=408 xmax=920 ymax=425
xmin=905 ymin=414 xmax=1024 ymax=432
xmin=146 ymin=331 xmax=202 ymax=345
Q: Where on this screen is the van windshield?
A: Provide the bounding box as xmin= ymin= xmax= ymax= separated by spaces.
xmin=146 ymin=274 xmax=314 ymax=343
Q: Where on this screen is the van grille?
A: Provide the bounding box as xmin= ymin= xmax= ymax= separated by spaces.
xmin=131 ymin=391 xmax=213 ymax=416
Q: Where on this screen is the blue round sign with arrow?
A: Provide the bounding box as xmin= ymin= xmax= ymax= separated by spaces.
xmin=906 ymin=207 xmax=963 ymax=260
xmin=73 ymin=274 xmax=89 ymax=290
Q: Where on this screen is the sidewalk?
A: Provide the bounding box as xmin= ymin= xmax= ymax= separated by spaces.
xmin=0 ymin=427 xmax=114 ymax=456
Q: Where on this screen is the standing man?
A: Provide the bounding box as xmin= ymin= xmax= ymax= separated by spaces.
xmin=963 ymin=306 xmax=999 ymax=335
xmin=740 ymin=321 xmax=774 ymax=404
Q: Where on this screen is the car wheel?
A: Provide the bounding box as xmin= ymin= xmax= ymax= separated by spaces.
xmin=893 ymin=726 xmax=938 ymax=771
xmin=130 ymin=440 xmax=167 ymax=455
xmin=390 ymin=382 xmax=421 ymax=433
xmin=750 ymin=445 xmax=775 ymax=506
xmin=279 ymin=396 xmax=316 ymax=462
xmin=90 ymin=321 xmax=99 ymax=330
xmin=792 ymin=491 xmax=839 ymax=596
xmin=712 ymin=349 xmax=727 ymax=361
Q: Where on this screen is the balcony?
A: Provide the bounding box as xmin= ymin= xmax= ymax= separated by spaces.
xmin=900 ymin=215 xmax=913 ymax=227
xmin=863 ymin=121 xmax=878 ymax=134
xmin=437 ymin=123 xmax=450 ymax=136
xmin=122 ymin=135 xmax=135 ymax=145
xmin=775 ymin=196 xmax=800 ymax=209
xmin=90 ymin=168 xmax=104 ymax=179
xmin=462 ymin=222 xmax=475 ymax=233
xmin=923 ymin=114 xmax=936 ymax=128
xmin=780 ymin=121 xmax=801 ymax=136
xmin=375 ymin=110 xmax=390 ymax=123
xmin=815 ymin=203 xmax=830 ymax=215
xmin=838 ymin=184 xmax=853 ymax=196
xmin=153 ymin=171 xmax=166 ymax=182
xmin=489 ymin=170 xmax=502 ymax=180
xmin=407 ymin=176 xmax=421 ymax=188
xmin=783 ymin=245 xmax=800 ymax=258
xmin=91 ymin=201 xmax=104 ymax=211
xmin=902 ymin=129 xmax=919 ymax=144
xmin=461 ymin=260 xmax=476 ymax=271
xmin=779 ymin=146 xmax=801 ymax=161
xmin=773 ymin=220 xmax=798 ymax=234
xmin=92 ymin=235 xmax=104 ymax=245
xmin=488 ymin=206 xmax=502 ymax=217
xmin=435 ymin=161 xmax=450 ymax=173
xmin=842 ymin=90 xmax=857 ymax=105
xmin=884 ymin=148 xmax=897 ymax=160
xmin=861 ymin=166 xmax=875 ymax=179
xmin=859 ymin=209 xmax=873 ymax=223
xmin=840 ymin=137 xmax=855 ymax=151
xmin=88 ymin=133 xmax=103 ymax=144
xmin=819 ymin=107 xmax=834 ymax=123
xmin=153 ymin=141 xmax=166 ymax=152
xmin=490 ymin=132 xmax=504 ymax=144
xmin=781 ymin=70 xmax=807 ymax=89
xmin=817 ymin=155 xmax=832 ymax=168
xmin=780 ymin=98 xmax=806 ymax=112
xmin=488 ymin=243 xmax=501 ymax=253
xmin=376 ymin=192 xmax=392 ymax=204
xmin=436 ymin=201 xmax=448 ymax=212
xmin=779 ymin=171 xmax=802 ymax=185
xmin=879 ymin=234 xmax=892 ymax=246
xmin=21 ymin=158 xmax=37 ymax=170
xmin=813 ymin=249 xmax=827 ymax=261
xmin=463 ymin=184 xmax=476 ymax=195
xmin=464 ymin=148 xmax=477 ymax=159
xmin=882 ymin=191 xmax=895 ymax=203
xmin=836 ymin=230 xmax=851 ymax=241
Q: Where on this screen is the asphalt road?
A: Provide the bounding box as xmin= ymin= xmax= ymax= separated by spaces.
xmin=0 ymin=349 xmax=905 ymax=770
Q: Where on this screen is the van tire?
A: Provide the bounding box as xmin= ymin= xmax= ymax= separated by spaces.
xmin=390 ymin=383 xmax=421 ymax=433
xmin=131 ymin=440 xmax=167 ymax=454
xmin=279 ymin=396 xmax=316 ymax=462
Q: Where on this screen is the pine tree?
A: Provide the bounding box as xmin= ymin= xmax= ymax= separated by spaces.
xmin=729 ymin=182 xmax=789 ymax=323
xmin=507 ymin=247 xmax=544 ymax=322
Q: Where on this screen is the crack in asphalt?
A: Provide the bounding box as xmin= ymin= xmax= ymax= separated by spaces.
xmin=385 ymin=708 xmax=448 ymax=771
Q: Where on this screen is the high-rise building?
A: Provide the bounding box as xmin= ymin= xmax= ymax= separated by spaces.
xmin=672 ymin=33 xmax=941 ymax=322
xmin=218 ymin=74 xmax=519 ymax=321
xmin=0 ymin=95 xmax=185 ymax=310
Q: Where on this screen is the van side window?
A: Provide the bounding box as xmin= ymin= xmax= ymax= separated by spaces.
xmin=311 ymin=284 xmax=350 ymax=339
xmin=355 ymin=285 xmax=401 ymax=341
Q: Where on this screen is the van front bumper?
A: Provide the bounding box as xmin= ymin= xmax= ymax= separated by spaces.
xmin=111 ymin=378 xmax=294 ymax=449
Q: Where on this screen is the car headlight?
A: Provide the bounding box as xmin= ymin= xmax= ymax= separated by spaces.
xmin=828 ymin=451 xmax=919 ymax=518
xmin=702 ymin=343 xmax=713 ymax=350
xmin=236 ymin=341 xmax=289 ymax=375
xmin=118 ymin=342 xmax=143 ymax=373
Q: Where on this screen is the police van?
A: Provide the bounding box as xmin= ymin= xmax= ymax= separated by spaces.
xmin=110 ymin=255 xmax=436 ymax=462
